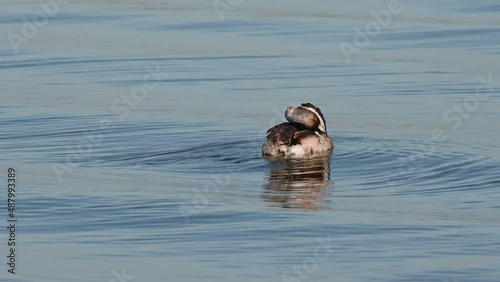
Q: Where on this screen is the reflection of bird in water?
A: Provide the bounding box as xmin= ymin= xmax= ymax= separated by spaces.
xmin=262 ymin=156 xmax=332 ymax=211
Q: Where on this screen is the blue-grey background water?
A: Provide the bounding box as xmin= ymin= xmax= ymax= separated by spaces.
xmin=1 ymin=0 xmax=499 ymax=281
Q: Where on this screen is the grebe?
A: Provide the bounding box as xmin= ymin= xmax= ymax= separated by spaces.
xmin=262 ymin=103 xmax=333 ymax=158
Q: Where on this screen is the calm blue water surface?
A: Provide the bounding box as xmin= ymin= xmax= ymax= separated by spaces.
xmin=1 ymin=0 xmax=500 ymax=281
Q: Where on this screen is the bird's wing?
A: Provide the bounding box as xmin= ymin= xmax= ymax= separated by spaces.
xmin=266 ymin=123 xmax=301 ymax=145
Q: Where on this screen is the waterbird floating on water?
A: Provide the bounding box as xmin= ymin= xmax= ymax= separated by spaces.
xmin=262 ymin=103 xmax=333 ymax=158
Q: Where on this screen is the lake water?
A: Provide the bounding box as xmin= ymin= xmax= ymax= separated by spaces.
xmin=1 ymin=0 xmax=500 ymax=281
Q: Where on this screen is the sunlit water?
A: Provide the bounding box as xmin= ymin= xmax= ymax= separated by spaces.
xmin=1 ymin=0 xmax=500 ymax=281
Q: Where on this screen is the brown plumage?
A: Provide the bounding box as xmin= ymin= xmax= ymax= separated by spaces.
xmin=262 ymin=103 xmax=333 ymax=158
